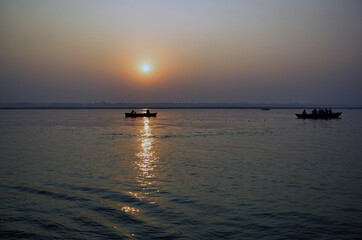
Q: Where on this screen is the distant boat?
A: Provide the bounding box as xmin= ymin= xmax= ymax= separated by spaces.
xmin=125 ymin=112 xmax=157 ymax=118
xmin=261 ymin=108 xmax=270 ymax=111
xmin=296 ymin=112 xmax=341 ymax=119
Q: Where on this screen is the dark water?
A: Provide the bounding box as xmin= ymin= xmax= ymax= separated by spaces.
xmin=0 ymin=109 xmax=361 ymax=239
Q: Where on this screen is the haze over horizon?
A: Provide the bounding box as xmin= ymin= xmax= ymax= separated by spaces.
xmin=1 ymin=0 xmax=362 ymax=105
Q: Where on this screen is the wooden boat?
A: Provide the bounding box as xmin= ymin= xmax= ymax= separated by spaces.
xmin=125 ymin=112 xmax=157 ymax=118
xmin=295 ymin=112 xmax=341 ymax=119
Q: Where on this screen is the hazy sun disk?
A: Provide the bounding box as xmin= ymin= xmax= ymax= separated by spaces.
xmin=142 ymin=64 xmax=150 ymax=72
xmin=113 ymin=52 xmax=175 ymax=85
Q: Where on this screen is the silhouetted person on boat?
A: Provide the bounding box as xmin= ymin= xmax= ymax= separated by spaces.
xmin=312 ymin=109 xmax=317 ymax=115
xmin=302 ymin=109 xmax=307 ymax=115
xmin=131 ymin=110 xmax=135 ymax=114
xmin=146 ymin=109 xmax=150 ymax=115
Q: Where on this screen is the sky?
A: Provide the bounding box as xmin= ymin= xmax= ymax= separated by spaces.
xmin=0 ymin=0 xmax=361 ymax=104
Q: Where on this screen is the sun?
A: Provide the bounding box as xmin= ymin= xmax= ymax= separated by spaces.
xmin=141 ymin=64 xmax=150 ymax=72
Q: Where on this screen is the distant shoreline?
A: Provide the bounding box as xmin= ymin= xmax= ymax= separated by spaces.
xmin=1 ymin=106 xmax=361 ymax=110
xmin=1 ymin=102 xmax=361 ymax=110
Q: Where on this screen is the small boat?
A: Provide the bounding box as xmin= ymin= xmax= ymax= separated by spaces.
xmin=296 ymin=112 xmax=341 ymax=119
xmin=125 ymin=112 xmax=157 ymax=118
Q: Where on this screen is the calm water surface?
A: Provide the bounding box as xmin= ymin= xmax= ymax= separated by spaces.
xmin=0 ymin=109 xmax=361 ymax=239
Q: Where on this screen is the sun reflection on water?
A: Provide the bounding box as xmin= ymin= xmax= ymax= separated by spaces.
xmin=117 ymin=117 xmax=158 ymax=218
xmin=136 ymin=118 xmax=158 ymax=188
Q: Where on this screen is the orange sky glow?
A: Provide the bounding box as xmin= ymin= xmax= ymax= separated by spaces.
xmin=0 ymin=0 xmax=361 ymax=104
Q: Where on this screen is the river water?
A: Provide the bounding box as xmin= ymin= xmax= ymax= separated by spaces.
xmin=0 ymin=109 xmax=361 ymax=239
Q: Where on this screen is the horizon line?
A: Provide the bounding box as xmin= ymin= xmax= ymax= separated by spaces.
xmin=0 ymin=102 xmax=361 ymax=110
xmin=1 ymin=101 xmax=361 ymax=105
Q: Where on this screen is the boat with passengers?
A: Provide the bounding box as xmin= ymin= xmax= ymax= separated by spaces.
xmin=296 ymin=109 xmax=341 ymax=119
xmin=125 ymin=109 xmax=157 ymax=118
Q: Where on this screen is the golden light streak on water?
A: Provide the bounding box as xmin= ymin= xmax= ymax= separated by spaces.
xmin=136 ymin=117 xmax=158 ymax=188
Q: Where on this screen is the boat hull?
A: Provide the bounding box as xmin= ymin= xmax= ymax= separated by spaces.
xmin=295 ymin=112 xmax=341 ymax=119
xmin=125 ymin=113 xmax=157 ymax=118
